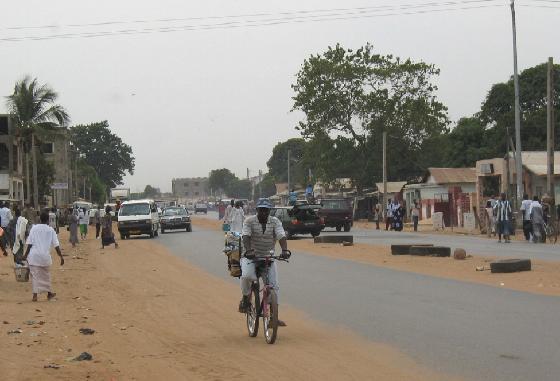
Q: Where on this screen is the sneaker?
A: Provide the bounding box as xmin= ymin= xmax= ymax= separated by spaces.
xmin=238 ymin=295 xmax=250 ymax=313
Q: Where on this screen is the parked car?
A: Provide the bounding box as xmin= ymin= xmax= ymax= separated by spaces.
xmin=160 ymin=207 xmax=192 ymax=233
xmin=117 ymin=199 xmax=160 ymax=239
xmin=317 ymin=198 xmax=353 ymax=232
xmin=270 ymin=204 xmax=324 ymax=239
xmin=194 ymin=202 xmax=208 ymax=214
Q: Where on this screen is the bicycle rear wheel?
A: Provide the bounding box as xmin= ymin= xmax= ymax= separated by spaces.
xmin=246 ymin=282 xmax=259 ymax=337
xmin=263 ymin=290 xmax=278 ymax=344
xmin=547 ymin=223 xmax=558 ymax=244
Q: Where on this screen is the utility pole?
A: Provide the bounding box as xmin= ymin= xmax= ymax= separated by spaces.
xmin=382 ymin=131 xmax=387 ymax=210
xmin=510 ymin=0 xmax=523 ymax=208
xmin=547 ymin=57 xmax=555 ymax=201
xmin=505 ymin=126 xmax=512 ymax=199
xmin=287 ymin=149 xmax=291 ymax=196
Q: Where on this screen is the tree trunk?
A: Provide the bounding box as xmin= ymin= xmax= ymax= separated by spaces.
xmin=31 ymin=133 xmax=39 ymax=209
xmin=25 ymin=144 xmax=31 ymax=205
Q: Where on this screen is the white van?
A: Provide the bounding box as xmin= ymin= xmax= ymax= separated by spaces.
xmin=117 ymin=199 xmax=160 ymax=239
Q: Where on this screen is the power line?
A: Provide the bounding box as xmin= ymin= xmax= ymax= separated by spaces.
xmin=1 ymin=0 xmax=502 ymax=31
xmin=0 ymin=2 xmax=506 ymax=43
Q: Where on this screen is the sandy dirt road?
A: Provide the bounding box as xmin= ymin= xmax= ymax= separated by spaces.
xmin=0 ymin=229 xmax=457 ymax=381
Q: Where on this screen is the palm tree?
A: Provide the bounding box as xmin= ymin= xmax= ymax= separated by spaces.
xmin=5 ymin=76 xmax=70 ymax=208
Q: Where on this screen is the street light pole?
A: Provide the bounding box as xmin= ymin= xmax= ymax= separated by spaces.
xmin=510 ymin=0 xmax=523 ymax=207
xmin=383 ymin=131 xmax=387 ymax=209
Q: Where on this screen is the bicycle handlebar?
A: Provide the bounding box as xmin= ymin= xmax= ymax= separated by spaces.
xmin=244 ymin=249 xmax=291 ymax=262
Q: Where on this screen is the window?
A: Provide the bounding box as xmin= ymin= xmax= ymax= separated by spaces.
xmin=195 ymin=191 xmax=199 ymax=196
xmin=0 ymin=144 xmax=8 ymax=170
xmin=119 ymin=203 xmax=150 ymax=216
xmin=41 ymin=142 xmax=54 ymax=154
xmin=184 ymin=191 xmax=189 ymax=196
xmin=194 ymin=182 xmax=199 ymax=186
xmin=0 ymin=116 xmax=8 ymax=135
xmin=184 ymin=183 xmax=189 ymax=187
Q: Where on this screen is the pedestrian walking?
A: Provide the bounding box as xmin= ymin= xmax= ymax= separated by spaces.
xmin=385 ymin=199 xmax=393 ymax=231
xmin=373 ymin=204 xmax=381 ymax=230
xmin=392 ymin=201 xmax=404 ymax=232
xmin=224 ymin=199 xmax=234 ymax=223
xmin=101 ymin=206 xmax=118 ymax=249
xmin=48 ymin=207 xmax=57 ymax=232
xmin=93 ymin=208 xmax=101 ymax=239
xmin=78 ymin=208 xmax=89 ymax=239
xmin=22 ymin=211 xmax=64 ymax=302
xmin=68 ymin=209 xmax=79 ymax=247
xmin=12 ymin=209 xmax=28 ymax=264
xmin=494 ymin=193 xmax=513 ymax=243
xmin=230 ymin=201 xmax=245 ymax=232
xmin=520 ymin=194 xmax=533 ymax=241
xmin=0 ymin=201 xmax=13 ymax=256
xmin=485 ymin=200 xmax=495 ymax=237
xmin=530 ymin=196 xmax=545 ymax=243
xmin=411 ymin=201 xmax=420 ymax=232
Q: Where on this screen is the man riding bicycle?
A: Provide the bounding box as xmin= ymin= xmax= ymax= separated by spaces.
xmin=239 ymin=198 xmax=290 ymax=326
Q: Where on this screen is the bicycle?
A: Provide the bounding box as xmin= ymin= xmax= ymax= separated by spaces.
xmin=245 ymin=250 xmax=290 ymax=344
xmin=544 ymin=220 xmax=558 ymax=244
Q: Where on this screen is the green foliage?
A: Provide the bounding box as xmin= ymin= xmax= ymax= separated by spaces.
xmin=480 ymin=62 xmax=560 ymax=155
xmin=36 ymin=154 xmax=55 ymax=202
xmin=292 ymin=43 xmax=448 ymax=189
xmin=69 ymin=121 xmax=135 ymax=189
xmin=258 ymin=174 xmax=277 ymax=198
xmin=266 ymin=138 xmax=309 ymax=186
xmin=208 ymin=168 xmax=237 ymax=194
xmin=442 ymin=118 xmax=495 ymax=167
xmin=143 ymin=185 xmax=160 ymax=198
xmin=227 ymin=179 xmax=252 ymax=199
xmin=77 ymin=160 xmax=107 ymax=205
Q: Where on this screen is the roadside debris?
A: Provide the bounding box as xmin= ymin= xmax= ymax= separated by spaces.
xmin=453 ymin=248 xmax=467 ymax=260
xmin=73 ymin=352 xmax=93 ymax=361
xmin=79 ymin=328 xmax=95 ymax=335
xmin=8 ymin=329 xmax=23 ymax=334
xmin=44 ymin=364 xmax=61 ymax=369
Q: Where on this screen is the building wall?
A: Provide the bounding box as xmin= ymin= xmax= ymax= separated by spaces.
xmin=0 ymin=115 xmax=24 ymax=204
xmin=172 ymin=177 xmax=209 ymax=200
xmin=43 ymin=132 xmax=71 ymax=206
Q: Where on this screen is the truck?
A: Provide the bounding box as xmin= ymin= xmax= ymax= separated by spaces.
xmin=110 ymin=188 xmax=130 ymax=202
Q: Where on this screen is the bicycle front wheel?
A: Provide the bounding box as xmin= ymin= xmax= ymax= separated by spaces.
xmin=263 ymin=290 xmax=278 ymax=344
xmin=547 ymin=223 xmax=558 ymax=244
xmin=246 ymin=282 xmax=259 ymax=337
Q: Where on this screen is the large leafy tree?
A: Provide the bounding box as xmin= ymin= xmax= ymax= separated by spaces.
xmin=292 ymin=44 xmax=448 ymax=190
xmin=442 ymin=117 xmax=495 ymax=167
xmin=480 ymin=62 xmax=560 ymax=155
xmin=266 ymin=138 xmax=309 ymax=186
xmin=143 ymin=185 xmax=160 ymax=198
xmin=208 ymin=168 xmax=237 ymax=195
xmin=69 ymin=121 xmax=135 ymax=189
xmin=227 ymin=179 xmax=252 ymax=199
xmin=5 ymin=76 xmax=70 ymax=207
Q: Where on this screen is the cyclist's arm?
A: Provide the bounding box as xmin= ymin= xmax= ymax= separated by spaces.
xmin=242 ymin=235 xmax=252 ymax=252
xmin=279 ymin=237 xmax=287 ymax=251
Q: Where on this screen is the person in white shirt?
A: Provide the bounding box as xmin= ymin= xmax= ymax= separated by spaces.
xmin=223 ymin=199 xmax=235 ymax=224
xmin=520 ymin=194 xmax=533 ymax=241
xmin=22 ymin=212 xmax=64 ymax=302
xmin=230 ymin=201 xmax=245 ymax=232
xmin=78 ymin=208 xmax=89 ymax=239
xmin=12 ymin=209 xmax=28 ymax=264
xmin=0 ymin=201 xmax=13 ymax=256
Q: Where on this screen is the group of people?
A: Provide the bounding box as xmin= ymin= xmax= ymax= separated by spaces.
xmin=0 ymin=201 xmax=119 ymax=302
xmin=371 ymin=199 xmax=410 ymax=232
xmin=223 ymin=199 xmax=245 ymax=232
xmin=484 ymin=192 xmax=553 ymax=244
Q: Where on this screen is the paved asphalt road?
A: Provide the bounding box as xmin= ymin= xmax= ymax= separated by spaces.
xmin=153 ymin=216 xmax=560 ymax=381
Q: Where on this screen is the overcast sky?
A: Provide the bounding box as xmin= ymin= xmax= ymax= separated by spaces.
xmin=1 ymin=1 xmax=558 ymax=192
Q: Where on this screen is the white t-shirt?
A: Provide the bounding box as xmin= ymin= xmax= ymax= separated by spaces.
xmin=520 ymin=199 xmax=532 ymax=221
xmin=0 ymin=207 xmax=12 ymax=228
xmin=78 ymin=210 xmax=89 ymax=225
xmin=26 ymin=224 xmax=60 ymax=267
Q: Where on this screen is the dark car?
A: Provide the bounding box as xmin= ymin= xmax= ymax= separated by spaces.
xmin=271 ymin=204 xmax=324 ymax=239
xmin=160 ymin=207 xmax=192 ymax=233
xmin=317 ymin=198 xmax=353 ymax=232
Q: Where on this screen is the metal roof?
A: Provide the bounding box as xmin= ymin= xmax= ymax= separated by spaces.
xmin=426 ymin=167 xmax=476 ymax=184
xmin=375 ymin=181 xmax=407 ymax=194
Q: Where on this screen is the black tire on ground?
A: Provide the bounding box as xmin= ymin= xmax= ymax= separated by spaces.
xmin=391 ymin=244 xmax=433 ymax=255
xmin=409 ymin=246 xmax=451 ymax=257
xmin=490 ymin=259 xmax=531 ymax=273
xmin=120 ymin=234 xmax=125 ymax=240
xmin=154 ymin=228 xmax=159 ymax=237
xmin=264 ymin=291 xmax=278 ymax=344
xmin=187 ymin=224 xmax=192 ymax=232
xmin=161 ymin=228 xmax=165 ymax=234
xmin=311 ymin=230 xmax=321 ymax=237
xmin=247 ymin=283 xmax=260 ymax=337
xmin=314 ymin=235 xmax=353 ymax=244
xmin=336 ymin=225 xmax=342 ymax=232
xmin=344 ymin=223 xmax=351 ymax=232
xmin=126 ymin=234 xmax=130 ymax=239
